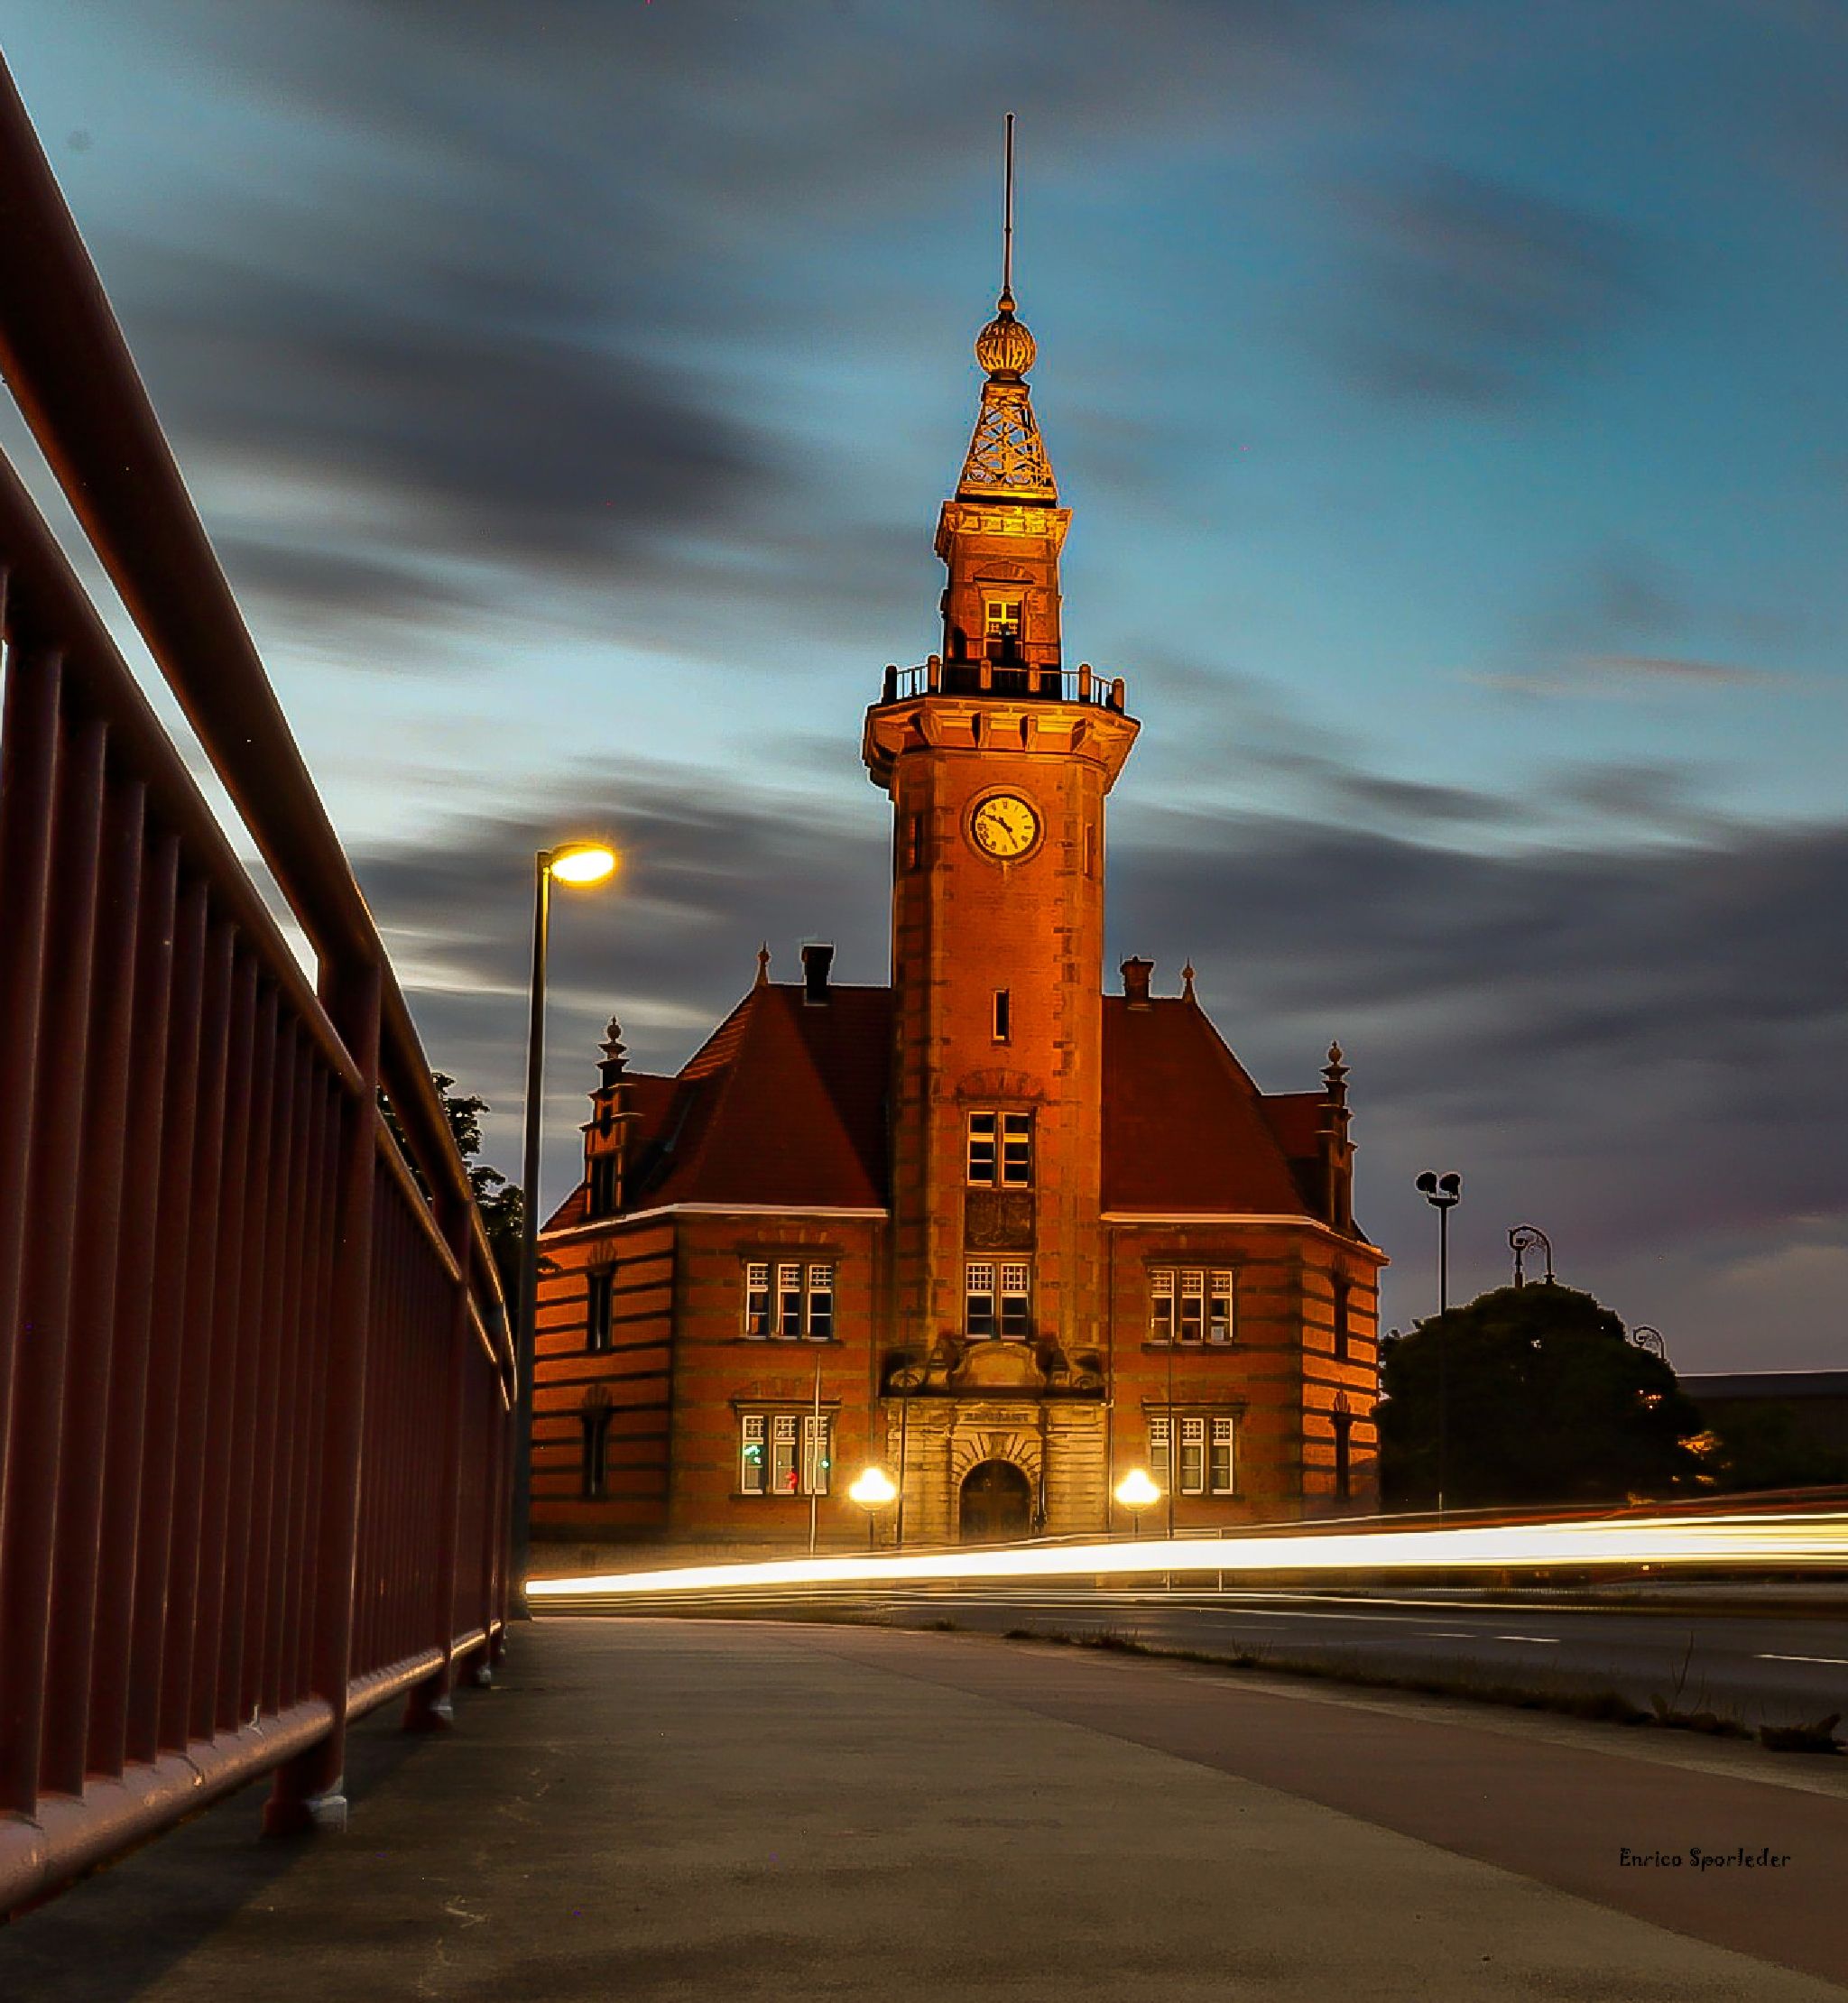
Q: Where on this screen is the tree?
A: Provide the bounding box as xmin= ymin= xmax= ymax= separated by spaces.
xmin=1377 ymin=1283 xmax=1707 ymax=1510
xmin=380 ymin=1073 xmax=525 ymax=1301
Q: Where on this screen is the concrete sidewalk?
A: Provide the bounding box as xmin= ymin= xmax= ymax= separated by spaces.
xmin=2 ymin=1619 xmax=1844 ymax=2000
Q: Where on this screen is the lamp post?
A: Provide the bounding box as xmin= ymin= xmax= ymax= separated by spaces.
xmin=1415 ymin=1169 xmax=1462 ymax=1517
xmin=848 ymin=1466 xmax=899 ymax=1551
xmin=510 ymin=840 xmax=619 ymax=1618
xmin=1631 ymin=1324 xmax=1668 ymax=1363
xmin=1114 ymin=1468 xmax=1160 ymax=1541
xmin=1509 ymin=1223 xmax=1553 ymax=1288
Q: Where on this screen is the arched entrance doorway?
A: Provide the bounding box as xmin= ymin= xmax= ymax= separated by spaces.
xmin=958 ymin=1459 xmax=1034 ymax=1544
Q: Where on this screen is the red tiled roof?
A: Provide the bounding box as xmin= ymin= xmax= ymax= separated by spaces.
xmin=1102 ymin=997 xmax=1319 ymax=1219
xmin=549 ymin=982 xmax=1342 ymax=1230
xmin=630 ymin=983 xmax=891 ymax=1211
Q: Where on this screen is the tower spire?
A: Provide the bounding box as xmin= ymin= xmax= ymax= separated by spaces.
xmin=955 ymin=114 xmax=1056 ymax=504
xmin=1001 ymin=110 xmax=1014 ymax=309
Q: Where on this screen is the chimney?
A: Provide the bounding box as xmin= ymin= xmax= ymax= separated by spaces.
xmin=1120 ymin=956 xmax=1154 ymax=1008
xmin=800 ymin=941 xmax=835 ymax=1006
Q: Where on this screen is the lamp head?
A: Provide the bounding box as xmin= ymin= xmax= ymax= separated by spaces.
xmin=547 ymin=843 xmax=619 ymax=887
xmin=847 ymin=1467 xmax=898 ymax=1509
xmin=1114 ymin=1468 xmax=1160 ymax=1510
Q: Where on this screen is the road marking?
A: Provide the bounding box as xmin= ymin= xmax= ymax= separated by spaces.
xmin=1493 ymin=1635 xmax=1560 ymax=1644
xmin=1422 ymin=1630 xmax=1482 ymax=1640
xmin=1757 ymin=1652 xmax=1848 ymax=1666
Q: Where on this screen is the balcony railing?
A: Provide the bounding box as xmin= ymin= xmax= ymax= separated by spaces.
xmin=0 ymin=51 xmax=511 ymax=1915
xmin=879 ymin=658 xmax=1129 ymax=711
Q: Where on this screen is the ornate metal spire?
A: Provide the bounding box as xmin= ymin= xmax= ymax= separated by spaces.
xmin=956 ymin=114 xmax=1058 ymax=503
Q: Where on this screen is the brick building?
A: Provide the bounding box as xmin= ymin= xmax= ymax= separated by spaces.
xmin=531 ymin=263 xmax=1386 ymax=1551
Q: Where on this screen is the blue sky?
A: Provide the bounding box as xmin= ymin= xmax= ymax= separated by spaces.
xmin=4 ymin=2 xmax=1844 ymax=1366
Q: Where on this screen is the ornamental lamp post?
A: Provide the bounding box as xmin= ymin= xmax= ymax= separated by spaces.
xmin=848 ymin=1465 xmax=899 ymax=1552
xmin=511 ymin=841 xmax=620 ymax=1618
xmin=1509 ymin=1223 xmax=1554 ymax=1288
xmin=1415 ymin=1169 xmax=1462 ymax=1517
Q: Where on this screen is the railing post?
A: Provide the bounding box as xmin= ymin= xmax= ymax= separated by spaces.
xmin=0 ymin=696 xmax=106 ymax=1817
xmin=40 ymin=767 xmax=145 ymax=1798
xmin=403 ymin=1201 xmax=473 ymax=1731
xmin=0 ymin=629 xmax=58 ymax=1503
xmin=263 ymin=961 xmax=381 ymax=1836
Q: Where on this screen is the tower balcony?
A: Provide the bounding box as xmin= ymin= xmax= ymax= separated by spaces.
xmin=877 ymin=656 xmax=1129 ymax=713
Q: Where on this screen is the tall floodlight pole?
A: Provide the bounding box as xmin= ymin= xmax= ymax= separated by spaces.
xmin=1415 ymin=1170 xmax=1463 ymax=1515
xmin=510 ymin=841 xmax=618 ymax=1617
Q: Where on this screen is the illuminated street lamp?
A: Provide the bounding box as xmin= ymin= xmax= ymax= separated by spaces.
xmin=511 ymin=841 xmax=620 ymax=1616
xmin=848 ymin=1465 xmax=899 ymax=1551
xmin=1114 ymin=1467 xmax=1160 ymax=1540
xmin=1416 ymin=1169 xmax=1462 ymax=1518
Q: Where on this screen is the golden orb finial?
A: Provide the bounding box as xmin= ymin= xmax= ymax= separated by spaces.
xmin=975 ymin=301 xmax=1036 ymax=380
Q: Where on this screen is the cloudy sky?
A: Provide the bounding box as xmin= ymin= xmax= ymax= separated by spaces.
xmin=5 ymin=2 xmax=1844 ymax=1367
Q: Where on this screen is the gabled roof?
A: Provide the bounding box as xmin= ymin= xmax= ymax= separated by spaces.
xmin=1101 ymin=997 xmax=1321 ymax=1220
xmin=548 ymin=980 xmax=1356 ymax=1235
xmin=619 ymin=983 xmax=891 ymax=1213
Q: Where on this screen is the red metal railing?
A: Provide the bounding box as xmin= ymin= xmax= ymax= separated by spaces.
xmin=0 ymin=54 xmax=511 ymax=1914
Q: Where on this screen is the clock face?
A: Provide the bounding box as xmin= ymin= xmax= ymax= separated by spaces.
xmin=970 ymin=792 xmax=1040 ymax=859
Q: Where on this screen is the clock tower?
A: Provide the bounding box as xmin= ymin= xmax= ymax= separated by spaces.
xmin=863 ymin=242 xmax=1138 ymax=1390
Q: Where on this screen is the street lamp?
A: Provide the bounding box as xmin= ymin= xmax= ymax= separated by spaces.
xmin=1415 ymin=1169 xmax=1462 ymax=1518
xmin=1114 ymin=1467 xmax=1160 ymax=1540
xmin=848 ymin=1465 xmax=899 ymax=1551
xmin=1509 ymin=1223 xmax=1554 ymax=1288
xmin=511 ymin=840 xmax=620 ymax=1617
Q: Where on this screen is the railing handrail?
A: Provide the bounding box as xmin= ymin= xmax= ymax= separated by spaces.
xmin=877 ymin=658 xmax=1129 ymax=711
xmin=0 ymin=53 xmax=504 ymax=1326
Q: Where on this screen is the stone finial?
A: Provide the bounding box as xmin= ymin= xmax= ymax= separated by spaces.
xmin=754 ymin=943 xmax=771 ymax=987
xmin=600 ymin=1017 xmax=628 ymax=1097
xmin=1181 ymin=961 xmax=1197 ymax=1004
xmin=1323 ymin=1041 xmax=1348 ymax=1099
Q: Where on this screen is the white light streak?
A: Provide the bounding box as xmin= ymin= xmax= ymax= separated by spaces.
xmin=526 ymin=1510 xmax=1848 ymax=1603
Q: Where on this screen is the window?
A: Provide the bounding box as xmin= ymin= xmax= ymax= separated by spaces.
xmin=984 ymin=596 xmax=1022 ymax=655
xmin=968 ymin=1109 xmax=1033 ymax=1186
xmin=1149 ymin=1416 xmax=1169 ymax=1490
xmin=1333 ymin=1413 xmax=1353 ymax=1500
xmin=771 ymin=1414 xmax=799 ymax=1493
xmin=1210 ymin=1417 xmax=1236 ymax=1495
xmin=1150 ymin=1269 xmax=1174 ymax=1343
xmin=993 ymin=989 xmax=1011 ymax=1043
xmin=1179 ymin=1417 xmax=1206 ymax=1496
xmin=999 ymin=1261 xmax=1031 ymax=1340
xmin=739 ymin=1412 xmax=830 ymax=1496
xmin=587 ymin=1153 xmax=618 ymax=1218
xmin=1152 ymin=1415 xmax=1235 ymax=1497
xmin=807 ymin=1264 xmax=834 ymax=1341
xmin=746 ymin=1260 xmax=835 ymax=1340
xmin=586 ymin=1269 xmax=614 ymax=1353
xmin=903 ymin=812 xmax=924 ymax=872
xmin=966 ymin=1261 xmax=996 ymax=1339
xmin=966 ymin=1260 xmax=1030 ymax=1340
xmin=581 ymin=1408 xmax=612 ymax=1500
xmin=1209 ymin=1270 xmax=1233 ymax=1344
xmin=740 ymin=1414 xmax=767 ymax=1493
xmin=1333 ymin=1278 xmax=1351 ymax=1361
xmin=1149 ymin=1268 xmax=1234 ymax=1343
xmin=967 ymin=1114 xmax=996 ymax=1186
xmin=801 ymin=1413 xmax=831 ymax=1495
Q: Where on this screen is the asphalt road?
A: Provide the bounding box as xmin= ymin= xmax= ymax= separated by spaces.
xmin=853 ymin=1586 xmax=1848 ymax=1724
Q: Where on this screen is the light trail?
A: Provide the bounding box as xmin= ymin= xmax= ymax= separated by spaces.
xmin=527 ymin=1509 xmax=1848 ymax=1603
